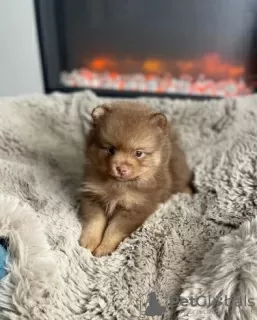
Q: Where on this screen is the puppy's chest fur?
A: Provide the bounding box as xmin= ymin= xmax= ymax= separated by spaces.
xmin=84 ymin=180 xmax=146 ymax=217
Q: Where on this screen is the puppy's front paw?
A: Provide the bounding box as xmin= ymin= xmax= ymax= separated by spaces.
xmin=93 ymin=244 xmax=115 ymax=257
xmin=79 ymin=231 xmax=102 ymax=253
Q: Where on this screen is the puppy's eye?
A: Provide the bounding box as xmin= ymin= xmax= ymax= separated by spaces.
xmin=107 ymin=147 xmax=115 ymax=155
xmin=135 ymin=150 xmax=145 ymax=158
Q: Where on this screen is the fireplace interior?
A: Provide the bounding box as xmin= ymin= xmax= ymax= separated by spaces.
xmin=35 ymin=0 xmax=257 ymax=98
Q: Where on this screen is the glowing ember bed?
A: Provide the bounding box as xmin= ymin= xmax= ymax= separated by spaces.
xmin=61 ymin=53 xmax=250 ymax=97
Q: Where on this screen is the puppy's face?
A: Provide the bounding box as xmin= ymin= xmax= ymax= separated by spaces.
xmin=87 ymin=102 xmax=168 ymax=182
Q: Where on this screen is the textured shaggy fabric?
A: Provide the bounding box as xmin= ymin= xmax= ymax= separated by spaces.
xmin=177 ymin=217 xmax=257 ymax=320
xmin=0 ymin=196 xmax=58 ymax=319
xmin=0 ymin=90 xmax=256 ymax=319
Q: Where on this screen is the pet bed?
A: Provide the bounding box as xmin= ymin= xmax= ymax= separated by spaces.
xmin=0 ymin=90 xmax=256 ymax=320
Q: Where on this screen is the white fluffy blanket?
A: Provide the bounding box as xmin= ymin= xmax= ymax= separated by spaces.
xmin=0 ymin=90 xmax=257 ymax=320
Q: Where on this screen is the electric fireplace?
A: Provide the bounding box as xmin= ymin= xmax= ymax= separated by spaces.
xmin=35 ymin=0 xmax=257 ymax=98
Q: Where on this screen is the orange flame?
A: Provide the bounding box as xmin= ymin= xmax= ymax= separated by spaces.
xmin=87 ymin=53 xmax=245 ymax=79
xmin=89 ymin=57 xmax=117 ymax=71
xmin=143 ymin=59 xmax=165 ymax=73
xmin=176 ymin=60 xmax=194 ymax=74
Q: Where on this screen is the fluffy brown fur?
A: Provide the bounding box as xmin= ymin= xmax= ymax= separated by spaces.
xmin=79 ymin=101 xmax=191 ymax=256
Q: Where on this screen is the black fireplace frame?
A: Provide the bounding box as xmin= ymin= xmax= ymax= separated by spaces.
xmin=34 ymin=0 xmax=224 ymax=100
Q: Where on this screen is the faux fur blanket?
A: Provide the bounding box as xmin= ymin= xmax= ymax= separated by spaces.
xmin=0 ymin=90 xmax=257 ymax=320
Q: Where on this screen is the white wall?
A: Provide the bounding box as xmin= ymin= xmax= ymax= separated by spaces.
xmin=0 ymin=0 xmax=44 ymax=96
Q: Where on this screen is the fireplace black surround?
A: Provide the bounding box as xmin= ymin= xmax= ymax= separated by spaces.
xmin=34 ymin=0 xmax=257 ymax=99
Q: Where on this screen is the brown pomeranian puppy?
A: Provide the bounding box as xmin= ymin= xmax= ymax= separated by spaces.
xmin=79 ymin=101 xmax=191 ymax=256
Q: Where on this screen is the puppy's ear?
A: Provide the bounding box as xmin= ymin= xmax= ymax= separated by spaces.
xmin=149 ymin=112 xmax=167 ymax=131
xmin=91 ymin=104 xmax=110 ymax=123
